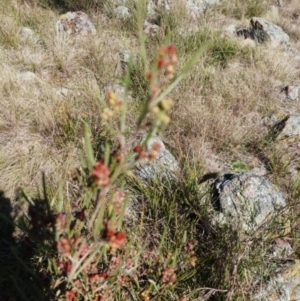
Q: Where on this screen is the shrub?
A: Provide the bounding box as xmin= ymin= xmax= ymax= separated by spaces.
xmin=0 ymin=28 xmax=212 ymax=299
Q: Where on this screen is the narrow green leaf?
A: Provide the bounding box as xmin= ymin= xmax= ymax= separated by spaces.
xmin=137 ymin=40 xmax=212 ymax=126
xmin=104 ymin=143 xmax=110 ymax=166
xmin=158 ymin=227 xmax=168 ymax=251
xmin=84 ymin=123 xmax=95 ymax=170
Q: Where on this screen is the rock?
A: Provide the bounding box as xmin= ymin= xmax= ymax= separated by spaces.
xmin=56 ymin=87 xmax=70 ymax=96
xmin=212 ymin=172 xmax=287 ymax=234
xmin=249 ymin=18 xmax=289 ymax=45
xmin=282 ymin=85 xmax=300 ymax=101
xmin=224 ymin=24 xmax=237 ymax=36
xmin=271 ymin=115 xmax=300 ymax=180
xmin=270 ymin=238 xmax=293 ymax=258
xmin=119 ymin=49 xmax=131 ymax=74
xmin=294 ymin=55 xmax=300 ymax=62
xmin=118 ymin=49 xmax=137 ymax=74
xmin=143 ymin=20 xmax=160 ymax=37
xmin=103 ymin=82 xmax=132 ymax=102
xmin=277 ymin=0 xmax=283 ymax=7
xmin=147 ymin=0 xmax=171 ymax=16
xmin=114 ymin=6 xmax=131 ymax=19
xmin=237 ymin=28 xmax=251 ymax=39
xmin=18 ymin=27 xmax=37 ymax=43
xmin=238 ymin=18 xmax=289 ymax=47
xmin=274 ymin=115 xmax=300 ymax=139
xmin=186 ymin=0 xmax=220 ymax=18
xmin=135 ymin=136 xmax=180 ymax=181
xmin=18 ymin=27 xmax=34 ymax=37
xmin=56 ymin=11 xmax=96 ymax=35
xmin=17 ymin=71 xmax=36 ymax=81
xmin=115 ymin=0 xmax=130 ymax=4
xmin=119 ymin=49 xmax=131 ymax=73
xmin=229 ymin=157 xmax=267 ymax=176
xmin=254 ymin=260 xmax=300 ymax=301
xmin=261 ymin=114 xmax=279 ymax=128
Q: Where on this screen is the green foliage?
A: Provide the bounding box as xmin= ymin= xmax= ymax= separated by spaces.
xmin=172 ymin=29 xmax=253 ymax=68
xmin=0 ymin=19 xmax=212 ymax=298
xmin=209 ymin=36 xmax=241 ymax=67
xmin=125 ymin=176 xmax=202 ymax=299
xmin=230 ymin=160 xmax=254 ymax=172
xmin=266 ymin=147 xmax=292 ymax=184
xmin=221 ymin=0 xmax=268 ymax=20
xmin=128 ymin=56 xmax=150 ymax=105
xmin=53 ymin=102 xmax=80 ymax=145
xmin=244 ymin=0 xmax=267 ymax=18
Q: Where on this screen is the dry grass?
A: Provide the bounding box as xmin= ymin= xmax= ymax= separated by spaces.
xmin=1 ymin=0 xmax=299 ymax=198
xmin=0 ymin=0 xmax=139 ymax=198
xmin=1 ymin=0 xmax=300 ymax=299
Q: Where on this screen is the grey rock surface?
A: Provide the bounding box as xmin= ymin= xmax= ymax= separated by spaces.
xmin=271 ymin=115 xmax=300 ymax=180
xmin=261 ymin=114 xmax=279 ymax=128
xmin=224 ymin=24 xmax=237 ymax=36
xmin=103 ymin=82 xmax=132 ymax=102
xmin=294 ymin=55 xmax=300 ymax=62
xmin=254 ymin=260 xmax=300 ymax=301
xmin=118 ymin=49 xmax=138 ymax=74
xmin=186 ymin=0 xmax=220 ymax=18
xmin=17 ymin=71 xmax=36 ymax=81
xmin=19 ymin=26 xmax=34 ymax=38
xmin=135 ymin=137 xmax=179 ymax=181
xmin=147 ymin=0 xmax=171 ymax=16
xmin=238 ymin=18 xmax=289 ymax=46
xmin=18 ymin=27 xmax=38 ymax=44
xmin=119 ymin=49 xmax=131 ymax=73
xmin=283 ymin=85 xmax=300 ymax=101
xmin=212 ymin=172 xmax=286 ymax=234
xmin=274 ymin=115 xmax=300 ymax=139
xmin=56 ymin=11 xmax=96 ymax=35
xmin=115 ymin=0 xmax=130 ymax=4
xmin=143 ymin=20 xmax=160 ymax=36
xmin=114 ymin=6 xmax=131 ymax=19
xmin=56 ymin=87 xmax=70 ymax=96
xmin=270 ymin=238 xmax=293 ymax=259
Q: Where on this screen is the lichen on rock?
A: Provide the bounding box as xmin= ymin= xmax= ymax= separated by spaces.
xmin=56 ymin=11 xmax=96 ymax=35
xmin=237 ymin=17 xmax=289 ymax=47
xmin=135 ymin=136 xmax=180 ymax=182
xmin=212 ymin=172 xmax=287 ymax=234
xmin=254 ymin=260 xmax=300 ymax=301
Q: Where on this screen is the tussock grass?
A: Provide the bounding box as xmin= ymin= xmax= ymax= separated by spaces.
xmin=220 ymin=0 xmax=270 ymax=20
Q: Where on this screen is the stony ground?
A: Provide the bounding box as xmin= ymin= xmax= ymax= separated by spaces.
xmin=1 ymin=0 xmax=300 ymax=300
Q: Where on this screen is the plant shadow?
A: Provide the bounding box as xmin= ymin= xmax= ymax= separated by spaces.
xmin=0 ymin=190 xmax=56 ymax=301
